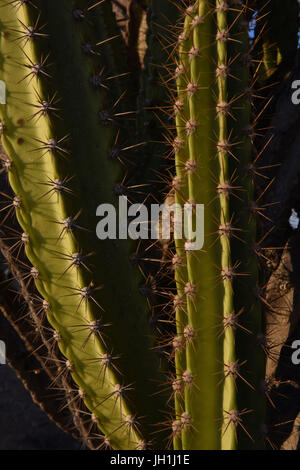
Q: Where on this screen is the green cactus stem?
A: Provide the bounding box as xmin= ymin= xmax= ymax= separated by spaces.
xmin=0 ymin=0 xmax=166 ymax=450
xmin=0 ymin=0 xmax=276 ymax=451
xmin=171 ymin=0 xmax=266 ymax=450
xmin=254 ymin=0 xmax=299 ymax=79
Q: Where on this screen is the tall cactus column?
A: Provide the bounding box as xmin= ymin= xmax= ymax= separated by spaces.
xmin=172 ymin=0 xmax=266 ymax=450
xmin=0 ymin=0 xmax=166 ymax=449
xmin=0 ymin=0 xmax=270 ymax=450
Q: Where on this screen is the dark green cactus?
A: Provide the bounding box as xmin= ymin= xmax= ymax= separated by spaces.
xmin=0 ymin=0 xmax=295 ymax=451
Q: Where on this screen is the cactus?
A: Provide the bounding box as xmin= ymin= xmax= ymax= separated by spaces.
xmin=0 ymin=0 xmax=296 ymax=451
xmin=0 ymin=0 xmax=166 ymax=450
xmin=170 ymin=0 xmax=267 ymax=450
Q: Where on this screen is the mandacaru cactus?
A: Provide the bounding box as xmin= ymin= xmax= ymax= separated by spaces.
xmin=0 ymin=0 xmax=297 ymax=451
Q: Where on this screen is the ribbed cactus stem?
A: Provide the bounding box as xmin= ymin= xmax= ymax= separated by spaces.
xmin=0 ymin=0 xmax=272 ymax=451
xmin=172 ymin=6 xmax=194 ymax=451
xmin=0 ymin=0 xmax=166 ymax=449
xmin=173 ymin=0 xmax=266 ymax=450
